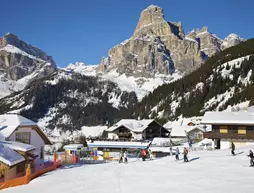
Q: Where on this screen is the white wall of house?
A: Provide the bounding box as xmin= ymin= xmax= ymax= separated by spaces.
xmin=220 ymin=139 xmax=254 ymax=149
xmin=108 ymin=131 xmax=143 ymax=140
xmin=108 ymin=132 xmax=118 ymax=139
xmin=8 ymin=126 xmax=45 ymax=167
xmin=131 ymin=132 xmax=142 ymax=140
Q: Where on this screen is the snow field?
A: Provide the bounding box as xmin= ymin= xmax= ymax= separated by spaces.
xmin=2 ymin=145 xmax=254 ymax=193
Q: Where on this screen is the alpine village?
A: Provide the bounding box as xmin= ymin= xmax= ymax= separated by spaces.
xmin=0 ymin=3 xmax=254 ymax=193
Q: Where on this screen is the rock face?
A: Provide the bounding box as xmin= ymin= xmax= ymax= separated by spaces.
xmin=186 ymin=27 xmax=222 ymax=58
xmin=0 ymin=33 xmax=56 ymax=98
xmin=101 ymin=5 xmax=244 ymax=75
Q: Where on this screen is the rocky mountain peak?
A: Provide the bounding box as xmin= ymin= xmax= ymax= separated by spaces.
xmin=0 ymin=32 xmax=55 ymax=64
xmin=199 ymin=26 xmax=208 ymax=33
xmin=102 ymin=5 xmax=244 ymax=77
xmin=134 ymin=5 xmax=164 ymax=34
xmin=0 ymin=33 xmax=57 ymax=98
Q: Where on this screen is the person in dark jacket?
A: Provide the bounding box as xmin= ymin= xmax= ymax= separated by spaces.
xmin=175 ymin=147 xmax=180 ymax=160
xmin=183 ymin=147 xmax=189 ymax=162
xmin=230 ymin=141 xmax=235 ymax=156
xmin=247 ymin=150 xmax=254 ymax=166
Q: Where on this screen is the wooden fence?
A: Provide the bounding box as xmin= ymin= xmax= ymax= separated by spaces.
xmin=0 ymin=153 xmax=61 ymax=191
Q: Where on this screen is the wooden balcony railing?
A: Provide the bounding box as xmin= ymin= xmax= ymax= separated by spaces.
xmin=204 ymin=132 xmax=254 ymax=139
xmin=118 ymin=133 xmax=132 ymax=138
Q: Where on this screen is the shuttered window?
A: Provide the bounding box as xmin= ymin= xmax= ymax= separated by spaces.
xmin=238 ymin=127 xmax=246 ymax=135
xmin=220 ymin=126 xmax=228 ymax=134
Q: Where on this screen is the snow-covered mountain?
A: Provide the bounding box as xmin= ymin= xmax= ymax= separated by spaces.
xmin=0 ymin=33 xmax=56 ymax=98
xmin=99 ymin=5 xmax=244 ymax=76
xmin=221 ymin=33 xmax=246 ymax=50
xmin=65 ymin=62 xmax=181 ymax=101
xmin=0 ymin=5 xmax=249 ymax=146
xmin=0 ymin=69 xmax=138 ymax=135
xmin=134 ymin=38 xmax=254 ymax=123
xmin=186 ymin=27 xmax=245 ymax=58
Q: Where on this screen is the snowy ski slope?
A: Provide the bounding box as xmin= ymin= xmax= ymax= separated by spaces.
xmin=2 ymin=145 xmax=254 ymax=193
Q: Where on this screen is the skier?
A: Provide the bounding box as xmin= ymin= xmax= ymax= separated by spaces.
xmin=137 ymin=149 xmax=141 ymax=160
xmin=119 ymin=150 xmax=123 ymax=163
xmin=230 ymin=141 xmax=235 ymax=156
xmin=148 ymin=148 xmax=153 ymax=160
xmin=123 ymin=150 xmax=128 ymax=163
xmin=175 ymin=147 xmax=180 ymax=160
xmin=247 ymin=150 xmax=254 ymax=167
xmin=141 ymin=149 xmax=147 ymax=161
xmin=183 ymin=147 xmax=189 ymax=162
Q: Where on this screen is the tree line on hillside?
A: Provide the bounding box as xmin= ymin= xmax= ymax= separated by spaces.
xmin=134 ymin=38 xmax=254 ymax=124
xmin=0 ymin=72 xmax=137 ymax=131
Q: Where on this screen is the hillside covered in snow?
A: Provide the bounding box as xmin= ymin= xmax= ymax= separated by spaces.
xmin=134 ymin=38 xmax=254 ymax=123
xmin=0 ymin=70 xmax=138 ymax=133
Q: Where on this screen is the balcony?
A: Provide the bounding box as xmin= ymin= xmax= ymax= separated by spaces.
xmin=117 ymin=133 xmax=132 ymax=138
xmin=204 ymin=131 xmax=254 ymax=140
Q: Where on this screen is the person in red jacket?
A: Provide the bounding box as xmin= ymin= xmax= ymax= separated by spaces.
xmin=142 ymin=149 xmax=147 ymax=161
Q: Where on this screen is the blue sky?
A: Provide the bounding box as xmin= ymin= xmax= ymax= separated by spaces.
xmin=1 ymin=0 xmax=254 ymax=67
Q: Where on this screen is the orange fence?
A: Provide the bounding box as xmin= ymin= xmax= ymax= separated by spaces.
xmin=0 ymin=153 xmax=61 ymax=191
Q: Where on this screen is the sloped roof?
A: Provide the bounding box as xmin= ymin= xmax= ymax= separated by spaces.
xmin=201 ymin=111 xmax=254 ymax=125
xmin=0 ymin=114 xmax=51 ymax=145
xmin=63 ymin=144 xmax=84 ymax=150
xmin=87 ymin=140 xmax=151 ymax=149
xmin=0 ymin=114 xmax=36 ymax=138
xmin=170 ymin=125 xmax=205 ymax=137
xmin=107 ymin=119 xmax=156 ymax=132
xmin=0 ymin=143 xmax=25 ymax=166
xmin=0 ymin=140 xmax=36 ymax=152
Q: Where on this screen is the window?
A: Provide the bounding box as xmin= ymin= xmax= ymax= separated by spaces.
xmin=16 ymin=132 xmax=31 ymax=144
xmin=238 ymin=127 xmax=246 ymax=135
xmin=40 ymin=146 xmax=44 ymax=159
xmin=219 ymin=126 xmax=228 ymax=134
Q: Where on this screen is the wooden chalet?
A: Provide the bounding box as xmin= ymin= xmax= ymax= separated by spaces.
xmin=201 ymin=111 xmax=254 ymax=149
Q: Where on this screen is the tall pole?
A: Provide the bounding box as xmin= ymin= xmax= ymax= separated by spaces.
xmin=169 ymin=130 xmax=172 ymax=156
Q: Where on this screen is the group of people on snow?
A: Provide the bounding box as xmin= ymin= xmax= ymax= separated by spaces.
xmin=119 ymin=148 xmax=155 ymax=163
xmin=175 ymin=147 xmax=189 ymax=162
xmin=119 ymin=150 xmax=128 ymax=163
xmin=228 ymin=141 xmax=253 ymax=167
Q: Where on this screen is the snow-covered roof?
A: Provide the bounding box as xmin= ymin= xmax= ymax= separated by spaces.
xmin=0 ymin=114 xmax=51 ymax=145
xmin=151 ymin=137 xmax=170 ymax=146
xmin=0 ymin=143 xmax=25 ymax=166
xmin=0 ymin=140 xmax=36 ymax=152
xmin=170 ymin=125 xmax=205 ymax=137
xmin=170 ymin=125 xmax=188 ymax=137
xmin=63 ymin=144 xmax=84 ymax=150
xmin=201 ymin=111 xmax=254 ymax=125
xmin=87 ymin=141 xmax=151 ymax=149
xmin=81 ymin=126 xmax=107 ymax=138
xmin=149 ymin=146 xmax=174 ymax=153
xmin=246 ymin=106 xmax=254 ymax=112
xmin=107 ymin=119 xmax=159 ymax=133
xmin=0 ymin=114 xmax=36 ymax=138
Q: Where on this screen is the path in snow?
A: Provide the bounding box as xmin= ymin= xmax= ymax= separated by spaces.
xmin=2 ymin=146 xmax=254 ymax=193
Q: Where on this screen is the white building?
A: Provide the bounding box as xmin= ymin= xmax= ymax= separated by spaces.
xmin=165 ymin=117 xmax=210 ymax=144
xmin=0 ymin=114 xmax=51 ymax=167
